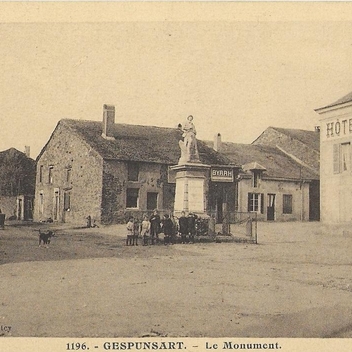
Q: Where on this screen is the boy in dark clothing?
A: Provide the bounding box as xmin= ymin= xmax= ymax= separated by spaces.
xmin=178 ymin=211 xmax=189 ymax=244
xmin=188 ymin=212 xmax=198 ymax=244
xmin=149 ymin=209 xmax=161 ymax=245
xmin=133 ymin=218 xmax=140 ymax=246
xmin=161 ymin=214 xmax=174 ymax=245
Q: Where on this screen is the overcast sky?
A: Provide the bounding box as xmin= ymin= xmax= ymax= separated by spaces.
xmin=1 ymin=4 xmax=352 ymax=158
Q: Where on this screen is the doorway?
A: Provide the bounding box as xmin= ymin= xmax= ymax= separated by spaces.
xmin=267 ymin=193 xmax=276 ymax=221
xmin=17 ymin=198 xmax=22 ymax=220
xmin=147 ymin=192 xmax=158 ymax=211
xmin=53 ymin=189 xmax=59 ymax=221
xmin=216 ymin=196 xmax=223 ymax=223
xmin=24 ymin=198 xmax=33 ymax=220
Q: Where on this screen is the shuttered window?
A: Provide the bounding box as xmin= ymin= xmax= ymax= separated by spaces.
xmin=333 ymin=143 xmax=351 ymax=174
xmin=64 ymin=191 xmax=71 ymax=211
xmin=333 ymin=144 xmax=340 ymax=174
xmin=341 ymin=142 xmax=351 ymax=172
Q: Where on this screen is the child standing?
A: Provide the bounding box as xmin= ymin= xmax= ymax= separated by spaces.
xmin=149 ymin=209 xmax=161 ymax=245
xmin=188 ymin=212 xmax=197 ymax=244
xmin=178 ymin=211 xmax=188 ymax=244
xmin=161 ymin=214 xmax=174 ymax=245
xmin=140 ymin=215 xmax=151 ymax=246
xmin=126 ymin=217 xmax=134 ymax=246
xmin=133 ymin=218 xmax=140 ymax=246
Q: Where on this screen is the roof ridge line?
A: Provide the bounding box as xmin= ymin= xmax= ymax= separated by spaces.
xmin=62 ymin=118 xmax=181 ymax=132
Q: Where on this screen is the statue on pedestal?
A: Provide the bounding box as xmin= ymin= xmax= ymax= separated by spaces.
xmin=178 ymin=115 xmax=200 ymax=164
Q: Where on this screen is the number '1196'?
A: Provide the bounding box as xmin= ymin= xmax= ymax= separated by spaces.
xmin=66 ymin=343 xmax=88 ymax=350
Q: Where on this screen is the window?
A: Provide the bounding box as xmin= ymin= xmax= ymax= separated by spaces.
xmin=248 ymin=193 xmax=264 ymax=213
xmin=341 ymin=143 xmax=350 ymax=172
xmin=66 ymin=168 xmax=72 ymax=183
xmin=126 ymin=188 xmax=139 ymax=208
xmin=147 ymin=192 xmax=158 ymax=210
xmin=127 ymin=163 xmax=139 ymax=181
xmin=39 ymin=165 xmax=43 ymax=183
xmin=48 ymin=166 xmax=54 ymax=184
xmin=283 ymin=194 xmax=293 ymax=214
xmin=64 ymin=191 xmax=71 ymax=211
xmin=39 ymin=191 xmax=44 ymax=215
xmin=333 ymin=143 xmax=351 ymax=174
xmin=253 ymin=171 xmax=260 ymax=188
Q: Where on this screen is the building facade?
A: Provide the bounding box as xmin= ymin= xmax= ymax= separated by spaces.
xmin=252 ymin=126 xmax=320 ymax=221
xmin=316 ymin=91 xmax=352 ymax=223
xmin=34 ymin=105 xmax=228 ymax=225
xmin=207 ymin=131 xmax=320 ymax=222
xmin=34 ymin=105 xmax=320 ymax=225
xmin=0 ymin=147 xmax=36 ymax=220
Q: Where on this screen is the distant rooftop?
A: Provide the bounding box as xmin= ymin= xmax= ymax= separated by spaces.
xmin=267 ymin=126 xmax=320 ymax=152
xmin=205 ymin=141 xmax=318 ymax=181
xmin=317 ymin=90 xmax=352 ymax=110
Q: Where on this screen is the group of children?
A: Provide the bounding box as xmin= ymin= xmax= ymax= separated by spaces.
xmin=126 ymin=210 xmax=198 ymax=246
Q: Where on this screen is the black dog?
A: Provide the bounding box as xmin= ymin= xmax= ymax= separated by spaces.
xmin=38 ymin=229 xmax=55 ymax=247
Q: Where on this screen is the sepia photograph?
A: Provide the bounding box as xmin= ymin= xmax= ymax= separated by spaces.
xmin=1 ymin=2 xmax=352 ymax=351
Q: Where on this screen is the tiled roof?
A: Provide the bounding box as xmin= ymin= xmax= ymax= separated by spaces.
xmin=205 ymin=141 xmax=318 ymax=180
xmin=0 ymin=148 xmax=36 ymax=196
xmin=60 ymin=119 xmax=229 ymax=166
xmin=0 ymin=147 xmax=34 ymax=163
xmin=242 ymin=161 xmax=266 ymax=171
xmin=317 ymin=91 xmax=352 ymax=110
xmin=269 ymin=127 xmax=320 ymax=152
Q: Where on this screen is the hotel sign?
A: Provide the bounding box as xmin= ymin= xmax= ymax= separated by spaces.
xmin=211 ymin=167 xmax=234 ymax=182
xmin=326 ymin=118 xmax=352 ymax=139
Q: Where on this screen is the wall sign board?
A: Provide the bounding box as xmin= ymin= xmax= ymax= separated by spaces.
xmin=211 ymin=167 xmax=234 ymax=182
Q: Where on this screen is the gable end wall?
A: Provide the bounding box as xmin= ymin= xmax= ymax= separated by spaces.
xmin=34 ymin=123 xmax=103 ymax=225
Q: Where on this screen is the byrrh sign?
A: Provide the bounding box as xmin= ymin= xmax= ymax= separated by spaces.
xmin=211 ymin=167 xmax=234 ymax=182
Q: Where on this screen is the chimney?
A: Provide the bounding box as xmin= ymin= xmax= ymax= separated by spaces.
xmin=214 ymin=133 xmax=222 ymax=152
xmin=24 ymin=146 xmax=30 ymax=158
xmin=102 ymin=104 xmax=115 ymax=140
xmin=315 ymin=125 xmax=320 ymax=132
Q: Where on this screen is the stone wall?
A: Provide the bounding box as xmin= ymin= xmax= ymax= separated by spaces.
xmin=102 ymin=160 xmax=173 ymax=223
xmin=0 ymin=196 xmax=16 ymax=219
xmin=34 ymin=122 xmax=103 ymax=225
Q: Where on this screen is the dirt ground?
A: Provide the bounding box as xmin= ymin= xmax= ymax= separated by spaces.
xmin=1 ymin=221 xmax=352 ymax=338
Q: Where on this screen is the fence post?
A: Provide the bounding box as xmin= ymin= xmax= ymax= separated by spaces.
xmin=246 ymin=216 xmax=252 ymax=237
xmin=222 ymin=212 xmax=230 ymax=235
xmin=208 ymin=215 xmax=216 ymax=236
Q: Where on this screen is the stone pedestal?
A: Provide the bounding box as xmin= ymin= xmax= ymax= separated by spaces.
xmin=170 ymin=163 xmax=210 ymax=218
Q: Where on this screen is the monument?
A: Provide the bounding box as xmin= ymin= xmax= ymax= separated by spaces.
xmin=171 ymin=115 xmax=210 ymax=217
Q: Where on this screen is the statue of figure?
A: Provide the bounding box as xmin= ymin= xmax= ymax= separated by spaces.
xmin=178 ymin=115 xmax=200 ymax=164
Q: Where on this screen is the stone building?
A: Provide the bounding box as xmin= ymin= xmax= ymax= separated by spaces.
xmin=252 ymin=126 xmax=320 ymax=221
xmin=252 ymin=126 xmax=320 ymax=173
xmin=0 ymin=147 xmax=36 ymax=220
xmin=34 ymin=105 xmax=228 ymax=225
xmin=34 ymin=104 xmax=321 ymax=225
xmin=316 ymin=91 xmax=352 ymax=223
xmin=206 ymin=128 xmax=320 ymax=221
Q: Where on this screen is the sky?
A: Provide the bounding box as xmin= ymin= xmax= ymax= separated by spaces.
xmin=1 ymin=4 xmax=352 ymax=158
